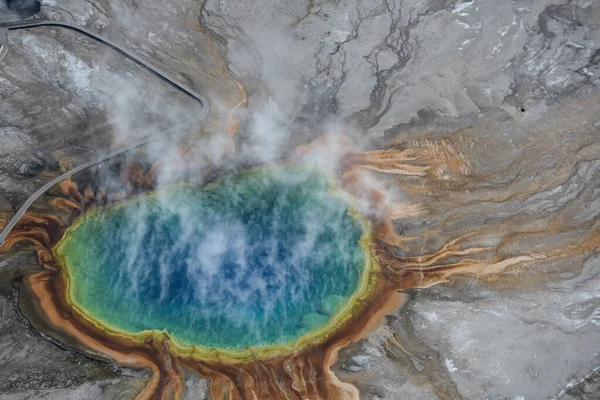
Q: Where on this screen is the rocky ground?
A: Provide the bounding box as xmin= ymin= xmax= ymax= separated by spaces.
xmin=1 ymin=0 xmax=600 ymax=399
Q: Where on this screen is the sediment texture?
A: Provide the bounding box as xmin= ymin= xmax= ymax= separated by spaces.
xmin=1 ymin=0 xmax=600 ymax=399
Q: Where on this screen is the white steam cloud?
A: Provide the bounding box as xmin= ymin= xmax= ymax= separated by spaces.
xmin=61 ymin=1 xmax=391 ymax=346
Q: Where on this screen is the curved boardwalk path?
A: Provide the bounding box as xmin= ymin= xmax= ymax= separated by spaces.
xmin=0 ymin=19 xmax=210 ymax=246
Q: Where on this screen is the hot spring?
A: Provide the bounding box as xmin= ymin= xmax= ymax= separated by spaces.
xmin=53 ymin=166 xmax=373 ymax=352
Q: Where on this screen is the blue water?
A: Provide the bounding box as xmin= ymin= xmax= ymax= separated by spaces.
xmin=57 ymin=167 xmax=366 ymax=349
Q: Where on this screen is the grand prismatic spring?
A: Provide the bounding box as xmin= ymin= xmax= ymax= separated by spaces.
xmin=55 ymin=167 xmax=372 ymax=352
xmin=2 ymin=0 xmax=600 ymax=398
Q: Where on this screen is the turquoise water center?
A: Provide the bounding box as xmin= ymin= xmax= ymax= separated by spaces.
xmin=55 ymin=167 xmax=368 ymax=350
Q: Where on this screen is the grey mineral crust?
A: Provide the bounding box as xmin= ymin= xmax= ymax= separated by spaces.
xmin=1 ymin=0 xmax=600 ymax=399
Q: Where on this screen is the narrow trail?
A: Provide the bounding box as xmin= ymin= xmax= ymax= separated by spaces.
xmin=0 ymin=19 xmax=210 ymax=246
